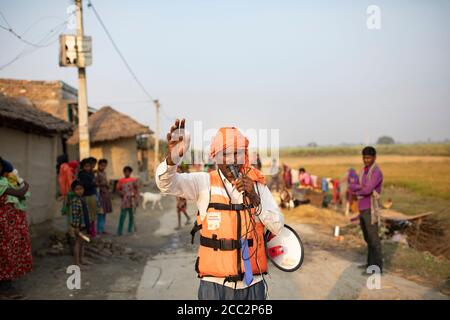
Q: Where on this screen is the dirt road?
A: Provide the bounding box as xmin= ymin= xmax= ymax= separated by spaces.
xmin=137 ymin=203 xmax=448 ymax=300
xmin=16 ymin=194 xmax=448 ymax=300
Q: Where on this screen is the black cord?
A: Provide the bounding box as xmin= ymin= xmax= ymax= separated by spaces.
xmin=240 ymin=167 xmax=269 ymax=299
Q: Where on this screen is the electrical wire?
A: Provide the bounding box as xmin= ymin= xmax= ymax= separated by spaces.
xmin=87 ymin=0 xmax=177 ymax=124
xmin=0 ymin=18 xmax=70 ymax=71
xmin=20 ymin=15 xmax=67 ymax=38
xmin=0 ymin=9 xmax=70 ymax=48
xmin=0 ymin=9 xmax=12 ymax=28
xmin=161 ymin=105 xmax=177 ymax=121
xmin=87 ymin=0 xmax=153 ymax=102
xmin=0 ymin=24 xmax=59 ymax=48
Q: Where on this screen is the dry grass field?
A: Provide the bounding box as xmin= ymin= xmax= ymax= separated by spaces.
xmin=281 ymin=155 xmax=450 ymax=200
xmin=270 ymin=144 xmax=450 ymax=288
xmin=278 ymin=152 xmax=450 ymax=228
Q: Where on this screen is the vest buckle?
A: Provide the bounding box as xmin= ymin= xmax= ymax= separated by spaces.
xmin=219 ymin=238 xmax=236 ymax=250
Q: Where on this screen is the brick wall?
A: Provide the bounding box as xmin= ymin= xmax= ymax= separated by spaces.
xmin=0 ymin=78 xmax=77 ymax=122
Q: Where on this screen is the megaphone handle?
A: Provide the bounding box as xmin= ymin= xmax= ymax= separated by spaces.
xmin=268 ymin=245 xmax=284 ymax=258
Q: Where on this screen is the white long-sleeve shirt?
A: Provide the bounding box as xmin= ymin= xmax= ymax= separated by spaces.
xmin=155 ymin=160 xmax=284 ymax=289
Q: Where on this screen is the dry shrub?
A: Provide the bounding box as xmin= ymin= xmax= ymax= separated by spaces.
xmin=406 ymin=217 xmax=450 ymax=259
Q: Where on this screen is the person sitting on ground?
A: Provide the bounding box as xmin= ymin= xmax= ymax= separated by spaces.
xmin=280 ymin=188 xmax=293 ymax=209
xmin=299 ymin=167 xmax=313 ymax=188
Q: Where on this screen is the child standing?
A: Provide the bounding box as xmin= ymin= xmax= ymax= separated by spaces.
xmin=69 ymin=180 xmax=90 ymax=267
xmin=175 ymin=166 xmax=190 ymax=230
xmin=78 ymin=158 xmax=97 ymax=238
xmin=96 ymin=159 xmax=112 ymax=234
xmin=175 ymin=197 xmax=190 ymax=230
xmin=88 ymin=157 xmax=105 ymax=223
xmin=116 ymin=166 xmax=139 ymax=236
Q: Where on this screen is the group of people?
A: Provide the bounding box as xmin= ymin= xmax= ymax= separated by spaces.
xmin=271 ymin=164 xmax=315 ymax=191
xmin=2 ymin=116 xmax=384 ymax=301
xmin=60 ymin=156 xmax=112 ymax=238
xmin=0 ymin=153 xmax=142 ymax=298
xmin=59 ymin=156 xmax=140 ymax=266
xmin=268 ymin=148 xmax=384 ymax=275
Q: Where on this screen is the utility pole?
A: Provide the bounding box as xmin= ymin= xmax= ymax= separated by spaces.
xmin=76 ymin=0 xmax=90 ymax=159
xmin=153 ymin=99 xmax=160 ymax=171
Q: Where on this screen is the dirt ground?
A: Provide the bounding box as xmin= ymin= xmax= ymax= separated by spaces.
xmin=15 ymin=190 xmax=172 ymax=300
xmin=10 ymin=192 xmax=450 ymax=300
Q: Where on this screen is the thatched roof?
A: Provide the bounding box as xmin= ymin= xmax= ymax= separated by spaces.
xmin=67 ymin=106 xmax=153 ymax=144
xmin=0 ymin=93 xmax=72 ymax=136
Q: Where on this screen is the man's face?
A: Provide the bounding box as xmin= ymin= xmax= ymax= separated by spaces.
xmin=124 ymin=169 xmax=132 ymax=178
xmin=363 ymin=155 xmax=376 ymax=167
xmin=217 ymin=149 xmax=245 ymax=181
xmin=74 ymin=185 xmax=84 ymax=197
xmin=98 ymin=163 xmax=107 ymax=171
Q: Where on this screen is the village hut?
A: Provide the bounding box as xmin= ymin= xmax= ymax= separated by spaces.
xmin=0 ymin=93 xmax=73 ymax=224
xmin=67 ymin=106 xmax=153 ymax=180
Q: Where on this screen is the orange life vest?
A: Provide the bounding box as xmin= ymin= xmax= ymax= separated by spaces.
xmin=191 ymin=170 xmax=268 ymax=282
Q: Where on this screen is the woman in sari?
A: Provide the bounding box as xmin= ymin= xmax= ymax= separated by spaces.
xmin=0 ymin=158 xmax=33 ymax=299
xmin=58 ymin=155 xmax=78 ymax=198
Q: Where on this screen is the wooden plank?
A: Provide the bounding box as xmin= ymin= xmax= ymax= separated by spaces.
xmin=380 ymin=209 xmax=434 ymax=221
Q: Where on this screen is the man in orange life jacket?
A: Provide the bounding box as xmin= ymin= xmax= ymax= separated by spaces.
xmin=156 ymin=119 xmax=284 ymax=300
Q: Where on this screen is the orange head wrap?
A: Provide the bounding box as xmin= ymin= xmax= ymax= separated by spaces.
xmin=209 ymin=127 xmax=266 ymax=185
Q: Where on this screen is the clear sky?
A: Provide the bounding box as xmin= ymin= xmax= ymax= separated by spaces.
xmin=1 ymin=0 xmax=449 ymax=147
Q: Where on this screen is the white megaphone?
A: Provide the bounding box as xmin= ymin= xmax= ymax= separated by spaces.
xmin=265 ymin=224 xmax=304 ymax=272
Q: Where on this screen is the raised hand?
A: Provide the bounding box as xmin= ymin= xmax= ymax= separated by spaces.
xmin=166 ymin=118 xmax=188 ymax=166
